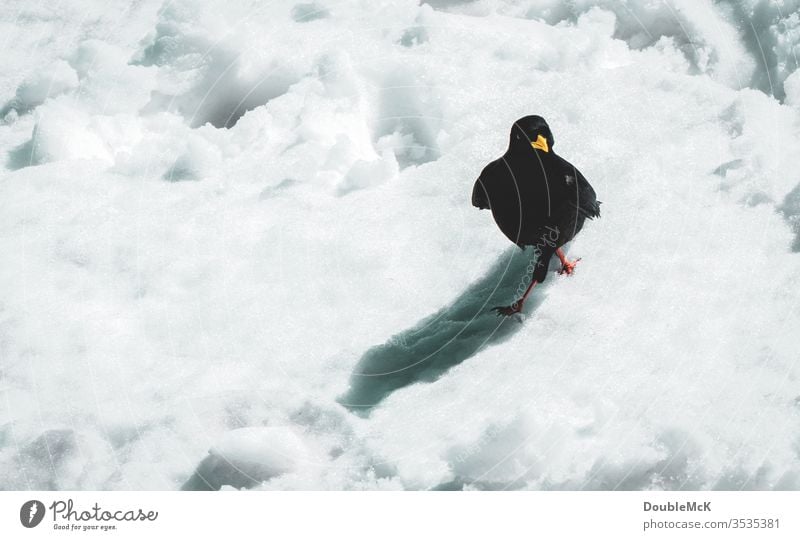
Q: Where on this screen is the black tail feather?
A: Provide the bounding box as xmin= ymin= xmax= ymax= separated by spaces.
xmin=572 ymin=200 xmax=601 ymax=219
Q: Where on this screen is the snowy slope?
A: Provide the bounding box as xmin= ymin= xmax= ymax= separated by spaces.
xmin=1 ymin=0 xmax=799 ymax=490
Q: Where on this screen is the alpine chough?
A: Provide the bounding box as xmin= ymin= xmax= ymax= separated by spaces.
xmin=471 ymin=115 xmax=601 ymax=316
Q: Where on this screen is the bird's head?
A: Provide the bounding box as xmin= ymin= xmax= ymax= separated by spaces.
xmin=509 ymin=115 xmax=554 ymax=155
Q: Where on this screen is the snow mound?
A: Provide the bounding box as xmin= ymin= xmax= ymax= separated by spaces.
xmin=3 ymin=61 xmax=79 ymax=118
xmin=183 ymin=427 xmax=309 ymax=490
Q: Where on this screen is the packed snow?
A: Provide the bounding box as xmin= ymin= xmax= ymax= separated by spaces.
xmin=1 ymin=0 xmax=799 ymax=490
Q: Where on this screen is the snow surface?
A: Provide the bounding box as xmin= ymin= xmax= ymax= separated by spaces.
xmin=1 ymin=0 xmax=799 ymax=490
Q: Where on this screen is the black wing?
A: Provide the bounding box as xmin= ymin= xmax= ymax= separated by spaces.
xmin=567 ymin=167 xmax=601 ymax=220
xmin=471 ymin=176 xmax=490 ymax=209
xmin=471 ymin=160 xmax=503 ymax=210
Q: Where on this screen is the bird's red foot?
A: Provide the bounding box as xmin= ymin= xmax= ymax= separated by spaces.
xmin=558 ymin=257 xmax=581 ymax=275
xmin=492 ymin=301 xmax=524 ymax=317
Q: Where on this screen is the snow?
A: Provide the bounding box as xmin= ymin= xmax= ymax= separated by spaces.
xmin=0 ymin=0 xmax=799 ymax=490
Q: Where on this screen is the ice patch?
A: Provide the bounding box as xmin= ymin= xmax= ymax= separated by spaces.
xmin=779 ymin=182 xmax=800 ymax=251
xmin=163 ymin=132 xmax=222 ymax=181
xmin=134 ymin=4 xmax=301 ymax=128
xmin=182 ymin=427 xmax=309 ymax=490
xmin=717 ymin=0 xmax=800 ymax=100
xmin=291 ymin=3 xmax=330 ymax=23
xmin=7 ymin=100 xmax=114 ymax=170
xmin=784 ymin=69 xmax=800 ymax=107
xmin=1 ymin=61 xmax=78 ymax=120
xmin=373 ymin=70 xmax=442 ymax=168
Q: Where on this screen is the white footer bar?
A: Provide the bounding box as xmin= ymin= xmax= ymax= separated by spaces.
xmin=2 ymin=491 xmax=797 ymax=539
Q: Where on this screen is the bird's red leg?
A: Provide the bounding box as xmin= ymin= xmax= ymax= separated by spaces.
xmin=492 ymin=279 xmax=537 ymax=317
xmin=556 ymin=248 xmax=581 ymax=275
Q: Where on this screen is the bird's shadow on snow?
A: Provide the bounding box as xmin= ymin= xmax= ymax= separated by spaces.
xmin=338 ymin=247 xmax=553 ymax=416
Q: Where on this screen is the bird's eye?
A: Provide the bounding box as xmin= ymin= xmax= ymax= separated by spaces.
xmin=515 ymin=134 xmax=521 ymax=140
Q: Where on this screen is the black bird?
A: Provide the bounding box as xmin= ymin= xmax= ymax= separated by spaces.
xmin=471 ymin=115 xmax=601 ymax=316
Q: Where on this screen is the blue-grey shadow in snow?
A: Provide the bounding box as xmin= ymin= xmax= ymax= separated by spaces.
xmin=338 ymin=247 xmax=551 ymax=416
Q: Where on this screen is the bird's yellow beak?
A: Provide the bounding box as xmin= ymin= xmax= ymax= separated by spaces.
xmin=531 ymin=134 xmax=549 ymax=153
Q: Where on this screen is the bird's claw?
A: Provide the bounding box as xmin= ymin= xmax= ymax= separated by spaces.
xmin=492 ymin=302 xmax=523 ymax=317
xmin=558 ymin=257 xmax=582 ymax=275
